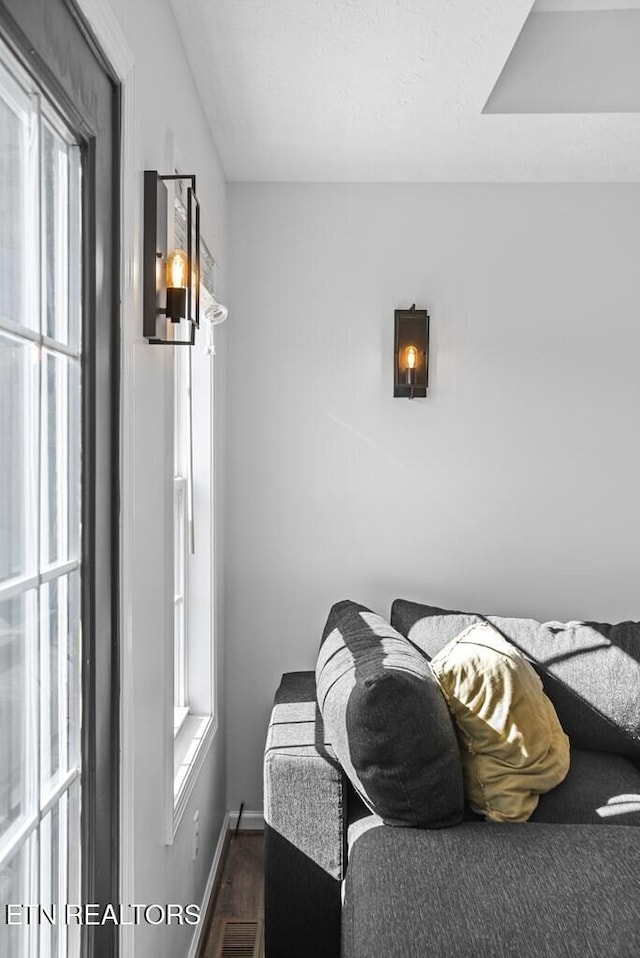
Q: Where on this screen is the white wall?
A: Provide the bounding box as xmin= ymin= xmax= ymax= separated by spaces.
xmin=485 ymin=10 xmax=640 ymax=114
xmin=102 ymin=2 xmax=228 ymax=956
xmin=227 ymin=182 xmax=640 ymax=809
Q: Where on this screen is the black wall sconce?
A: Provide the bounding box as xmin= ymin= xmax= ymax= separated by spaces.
xmin=394 ymin=304 xmax=429 ymax=399
xmin=143 ymin=170 xmax=200 ymax=345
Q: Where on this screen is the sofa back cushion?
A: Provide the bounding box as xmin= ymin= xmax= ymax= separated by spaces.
xmin=316 ymin=600 xmax=464 ymax=828
xmin=391 ymin=599 xmax=640 ymax=762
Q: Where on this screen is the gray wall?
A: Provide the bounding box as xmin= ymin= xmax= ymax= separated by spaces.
xmin=227 ymin=182 xmax=640 ymax=810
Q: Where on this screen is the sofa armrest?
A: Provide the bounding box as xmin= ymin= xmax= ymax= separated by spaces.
xmin=264 ymin=671 xmax=346 ymax=958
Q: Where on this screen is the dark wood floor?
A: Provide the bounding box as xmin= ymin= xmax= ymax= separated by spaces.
xmin=199 ymin=832 xmax=265 ymax=957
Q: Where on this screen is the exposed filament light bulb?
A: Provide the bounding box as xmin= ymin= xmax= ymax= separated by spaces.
xmin=405 ymin=345 xmax=418 ymax=370
xmin=165 ymin=249 xmax=189 ymax=321
xmin=166 ymin=249 xmax=188 ymax=289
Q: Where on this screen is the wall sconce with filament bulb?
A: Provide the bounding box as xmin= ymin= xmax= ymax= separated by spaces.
xmin=143 ymin=170 xmax=200 ymax=345
xmin=394 ymin=305 xmax=429 ymax=399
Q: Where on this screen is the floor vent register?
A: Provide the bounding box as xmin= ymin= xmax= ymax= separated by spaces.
xmin=214 ymin=919 xmax=263 ymax=958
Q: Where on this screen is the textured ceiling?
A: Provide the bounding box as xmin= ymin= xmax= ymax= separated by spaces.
xmin=172 ymin=0 xmax=640 ymax=181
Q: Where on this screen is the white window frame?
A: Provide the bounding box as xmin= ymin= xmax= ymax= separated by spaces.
xmin=172 ymin=475 xmax=188 ymax=737
xmin=173 ymin=338 xmax=190 ymax=738
xmin=0 ymin=45 xmax=83 ymax=958
xmin=164 ymin=141 xmax=218 ymax=841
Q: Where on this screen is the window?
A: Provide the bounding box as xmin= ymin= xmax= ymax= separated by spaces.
xmin=173 ymin=347 xmax=190 ymax=735
xmin=168 ymin=175 xmax=217 ymax=835
xmin=0 ymin=0 xmax=119 ymax=950
xmin=0 ymin=46 xmax=82 ymax=958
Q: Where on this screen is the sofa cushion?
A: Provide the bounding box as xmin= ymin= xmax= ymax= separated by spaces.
xmin=316 ymin=600 xmax=464 ymax=828
xmin=343 ymin=822 xmax=640 ymax=958
xmin=391 ymin=599 xmax=640 ymax=762
xmin=531 ymin=748 xmax=640 ymax=826
xmin=430 ymin=622 xmax=570 ymax=822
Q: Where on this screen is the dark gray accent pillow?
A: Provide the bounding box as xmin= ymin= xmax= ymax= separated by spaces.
xmin=315 ymin=600 xmax=464 ymax=828
xmin=390 ymin=599 xmax=640 ymax=763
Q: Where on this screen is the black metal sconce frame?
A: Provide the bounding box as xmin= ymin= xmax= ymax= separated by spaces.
xmin=394 ymin=305 xmax=429 ymax=399
xmin=143 ymin=169 xmax=200 ymax=345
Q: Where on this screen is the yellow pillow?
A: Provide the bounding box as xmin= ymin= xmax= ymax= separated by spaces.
xmin=430 ymin=621 xmax=570 ymax=823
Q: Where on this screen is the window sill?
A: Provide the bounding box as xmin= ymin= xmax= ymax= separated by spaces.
xmin=172 ymin=712 xmax=218 ymax=836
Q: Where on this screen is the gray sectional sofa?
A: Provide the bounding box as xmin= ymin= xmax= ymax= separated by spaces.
xmin=264 ymin=599 xmax=640 ymax=958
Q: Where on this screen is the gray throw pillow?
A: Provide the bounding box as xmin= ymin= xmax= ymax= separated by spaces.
xmin=315 ymin=600 xmax=464 ymax=828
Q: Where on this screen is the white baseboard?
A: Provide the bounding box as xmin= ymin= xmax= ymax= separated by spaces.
xmin=228 ymin=808 xmax=264 ymax=831
xmin=186 ymin=809 xmax=265 ymax=958
xmin=186 ymin=811 xmax=230 ymax=958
